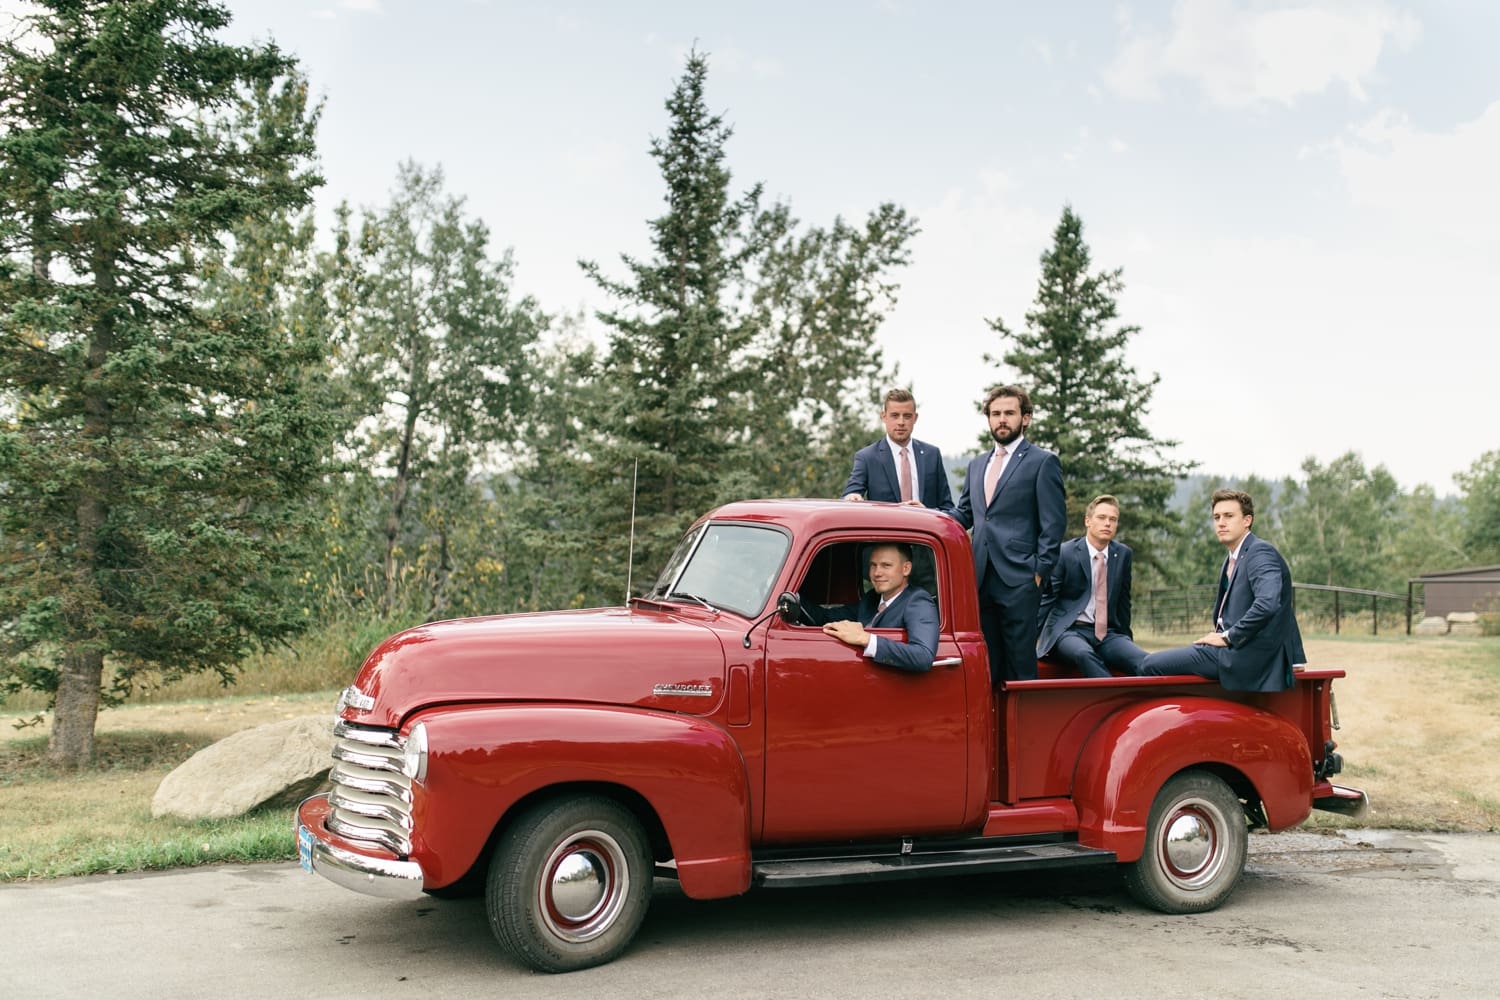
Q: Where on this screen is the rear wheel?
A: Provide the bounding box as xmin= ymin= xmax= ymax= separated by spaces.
xmin=486 ymin=796 xmax=652 ymax=973
xmin=1123 ymin=771 xmax=1247 ymax=913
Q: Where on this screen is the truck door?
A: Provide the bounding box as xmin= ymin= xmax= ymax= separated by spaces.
xmin=760 ymin=538 xmax=970 ymax=842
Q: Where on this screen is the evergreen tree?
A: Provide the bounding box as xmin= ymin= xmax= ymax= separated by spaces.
xmin=985 ymin=206 xmax=1191 ymax=570
xmin=556 ymin=49 xmax=916 ymax=600
xmin=577 ymin=49 xmax=770 ymax=587
xmin=0 ymin=0 xmax=332 ymax=766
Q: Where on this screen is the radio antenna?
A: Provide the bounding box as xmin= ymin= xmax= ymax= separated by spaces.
xmin=624 ymin=458 xmax=639 ymax=604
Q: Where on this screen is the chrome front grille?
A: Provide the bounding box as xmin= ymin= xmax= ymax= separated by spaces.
xmin=327 ymin=719 xmax=414 ymax=856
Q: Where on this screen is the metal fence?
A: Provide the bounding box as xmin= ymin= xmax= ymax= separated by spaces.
xmin=1139 ymin=583 xmax=1413 ymax=636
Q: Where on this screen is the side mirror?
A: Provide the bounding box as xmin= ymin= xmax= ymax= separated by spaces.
xmin=776 ymin=591 xmax=804 ymax=624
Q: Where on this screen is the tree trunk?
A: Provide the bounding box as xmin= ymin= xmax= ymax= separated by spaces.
xmin=48 ymin=647 xmax=104 ymax=768
xmin=381 ymin=396 xmax=420 ymax=616
xmin=48 ymin=229 xmax=118 ymax=768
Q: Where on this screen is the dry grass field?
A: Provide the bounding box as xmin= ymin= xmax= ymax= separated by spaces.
xmin=1294 ymin=635 xmax=1499 ymax=830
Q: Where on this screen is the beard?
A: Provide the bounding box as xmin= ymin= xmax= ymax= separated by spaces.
xmin=991 ymin=423 xmax=1023 ymax=447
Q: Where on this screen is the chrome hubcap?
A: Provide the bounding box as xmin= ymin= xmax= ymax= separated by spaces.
xmin=1158 ymin=799 xmax=1225 ymax=890
xmin=539 ymin=830 xmax=630 ymax=943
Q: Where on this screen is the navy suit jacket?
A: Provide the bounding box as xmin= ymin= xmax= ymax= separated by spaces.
xmin=950 ymin=439 xmax=1066 ymax=594
xmin=801 ymin=586 xmax=939 ymax=672
xmin=1037 ymin=537 xmax=1135 ymax=657
xmin=1216 ymin=532 xmax=1306 ymax=692
xmin=842 ymin=438 xmax=955 ymax=513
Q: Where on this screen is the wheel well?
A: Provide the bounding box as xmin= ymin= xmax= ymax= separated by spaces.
xmin=450 ymin=783 xmax=673 ymax=890
xmin=1172 ymin=762 xmax=1262 ymax=825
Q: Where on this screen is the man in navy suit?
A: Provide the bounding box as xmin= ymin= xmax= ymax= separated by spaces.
xmin=1037 ymin=494 xmax=1148 ymax=677
xmin=799 ymin=542 xmax=938 ymax=672
xmin=842 ymin=389 xmax=955 ymax=513
xmin=1141 ymin=489 xmax=1304 ymax=691
xmin=950 ymin=385 xmax=1066 ymax=684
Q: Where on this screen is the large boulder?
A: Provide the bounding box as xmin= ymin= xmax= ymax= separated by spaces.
xmin=1448 ymin=611 xmax=1484 ymax=636
xmin=1414 ymin=615 xmax=1449 ymax=636
xmin=152 ymin=714 xmax=334 ymax=820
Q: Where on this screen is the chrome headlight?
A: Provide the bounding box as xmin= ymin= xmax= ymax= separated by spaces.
xmin=401 ymin=722 xmax=428 ymax=784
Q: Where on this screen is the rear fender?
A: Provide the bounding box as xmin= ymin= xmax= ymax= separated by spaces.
xmin=1072 ymin=696 xmax=1314 ymax=862
xmin=411 ymin=704 xmax=751 ymax=898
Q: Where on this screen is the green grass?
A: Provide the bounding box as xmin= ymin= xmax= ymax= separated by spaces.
xmin=0 ymin=728 xmax=302 ymax=880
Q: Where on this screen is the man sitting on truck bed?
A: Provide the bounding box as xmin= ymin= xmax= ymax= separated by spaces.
xmin=797 ymin=541 xmax=939 ymax=672
xmin=1141 ymin=488 xmax=1305 ymax=691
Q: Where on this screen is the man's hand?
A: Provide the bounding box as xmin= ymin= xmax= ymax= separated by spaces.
xmin=1193 ymin=631 xmax=1229 ymax=647
xmin=823 ymin=620 xmax=870 ymax=648
xmin=843 ymin=494 xmax=865 ymax=502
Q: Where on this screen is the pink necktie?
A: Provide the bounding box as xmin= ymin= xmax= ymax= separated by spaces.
xmin=983 ymin=446 xmax=1006 ymax=506
xmin=899 ymin=447 xmax=914 ymax=503
xmin=1093 ymin=551 xmax=1108 ymax=641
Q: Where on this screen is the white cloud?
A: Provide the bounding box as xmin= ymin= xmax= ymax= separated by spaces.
xmin=1334 ymin=101 xmax=1500 ymax=248
xmin=1105 ymin=0 xmax=1420 ymax=108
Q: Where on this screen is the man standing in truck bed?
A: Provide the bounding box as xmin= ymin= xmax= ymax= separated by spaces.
xmin=950 ymin=384 xmax=1066 ymax=684
xmin=841 ymin=388 xmax=955 ymax=512
xmin=1141 ymin=488 xmax=1304 ymax=691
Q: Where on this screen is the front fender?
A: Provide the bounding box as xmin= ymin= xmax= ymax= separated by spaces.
xmin=410 ymin=703 xmax=752 ymax=899
xmin=1072 ymin=696 xmax=1314 ymax=862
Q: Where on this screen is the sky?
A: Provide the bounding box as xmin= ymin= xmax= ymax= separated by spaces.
xmin=7 ymin=1 xmax=1498 ymax=494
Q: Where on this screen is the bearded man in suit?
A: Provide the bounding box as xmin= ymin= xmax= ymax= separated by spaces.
xmin=1140 ymin=489 xmax=1305 ymax=691
xmin=949 ymin=384 xmax=1066 ymax=684
xmin=1036 ymin=494 xmax=1148 ymax=677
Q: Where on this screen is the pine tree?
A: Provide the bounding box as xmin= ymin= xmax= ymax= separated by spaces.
xmin=0 ymin=0 xmax=333 ymax=767
xmin=577 ymin=49 xmax=770 ymax=587
xmin=985 ymin=205 xmax=1192 ymax=570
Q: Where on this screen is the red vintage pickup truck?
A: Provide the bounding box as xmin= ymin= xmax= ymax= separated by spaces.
xmin=296 ymin=499 xmax=1366 ymax=973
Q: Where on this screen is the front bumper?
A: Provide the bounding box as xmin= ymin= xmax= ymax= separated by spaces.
xmin=1312 ymin=782 xmax=1370 ymax=820
xmin=295 ymin=794 xmax=426 ymax=901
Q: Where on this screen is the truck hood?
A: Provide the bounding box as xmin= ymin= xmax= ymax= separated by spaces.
xmin=341 ymin=606 xmax=730 ymax=728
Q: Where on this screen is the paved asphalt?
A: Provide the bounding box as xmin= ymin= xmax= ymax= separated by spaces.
xmin=2 ymin=828 xmax=1496 ymax=999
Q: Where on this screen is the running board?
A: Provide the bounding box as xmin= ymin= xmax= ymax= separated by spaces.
xmin=752 ymin=841 xmax=1116 ymax=889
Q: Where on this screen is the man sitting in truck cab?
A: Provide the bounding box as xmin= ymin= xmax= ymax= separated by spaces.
xmin=795 ymin=541 xmax=939 ymax=672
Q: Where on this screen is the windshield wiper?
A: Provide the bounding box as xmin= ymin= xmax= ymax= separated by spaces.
xmin=665 ymin=591 xmax=719 ymax=613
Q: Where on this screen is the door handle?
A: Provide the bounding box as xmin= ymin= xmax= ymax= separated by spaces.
xmin=933 ymin=657 xmax=962 ymax=668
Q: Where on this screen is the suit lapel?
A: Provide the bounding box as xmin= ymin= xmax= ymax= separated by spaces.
xmin=1105 ymin=542 xmax=1122 ymax=602
xmin=872 ymin=440 xmax=897 ymax=499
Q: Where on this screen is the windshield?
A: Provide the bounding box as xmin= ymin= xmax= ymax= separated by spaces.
xmin=648 ymin=522 xmax=790 ymax=617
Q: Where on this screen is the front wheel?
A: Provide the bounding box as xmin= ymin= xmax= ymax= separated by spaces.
xmin=486 ymin=796 xmax=653 ymax=973
xmin=1123 ymin=770 xmax=1247 ymax=914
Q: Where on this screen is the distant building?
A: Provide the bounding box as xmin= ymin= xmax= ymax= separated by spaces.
xmin=1414 ymin=565 xmax=1500 ymax=617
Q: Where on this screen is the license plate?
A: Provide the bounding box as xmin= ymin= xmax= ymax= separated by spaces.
xmin=297 ymin=823 xmax=315 ymax=873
